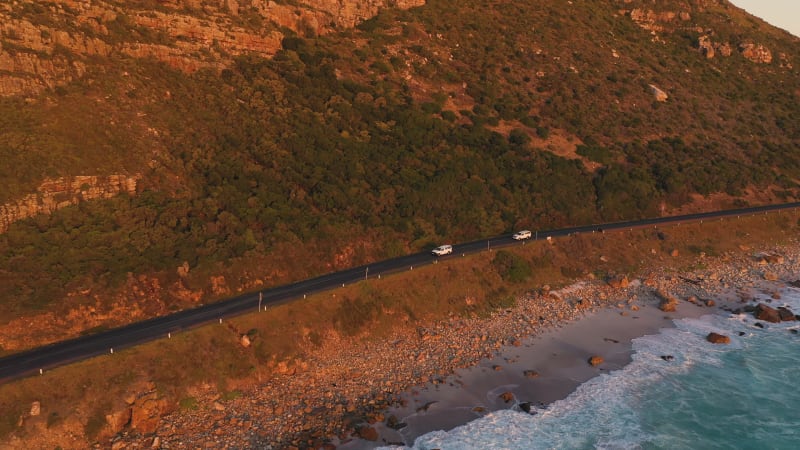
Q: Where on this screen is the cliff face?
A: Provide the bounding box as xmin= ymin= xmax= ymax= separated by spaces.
xmin=0 ymin=174 xmax=139 ymax=233
xmin=618 ymin=0 xmax=789 ymax=64
xmin=0 ymin=0 xmax=425 ymax=97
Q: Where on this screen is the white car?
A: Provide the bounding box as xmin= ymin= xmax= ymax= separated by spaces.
xmin=431 ymin=245 xmax=453 ymax=256
xmin=512 ymin=230 xmax=532 ymax=240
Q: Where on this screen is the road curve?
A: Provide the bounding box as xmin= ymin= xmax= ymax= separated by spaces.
xmin=1 ymin=202 xmax=799 ymax=383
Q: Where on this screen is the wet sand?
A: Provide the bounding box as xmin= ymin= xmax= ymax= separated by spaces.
xmin=341 ymin=292 xmax=735 ymax=448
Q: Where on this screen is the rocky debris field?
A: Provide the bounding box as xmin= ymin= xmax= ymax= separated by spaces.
xmin=92 ymin=240 xmax=800 ymax=450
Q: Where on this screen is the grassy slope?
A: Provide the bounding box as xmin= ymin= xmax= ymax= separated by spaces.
xmin=0 ymin=1 xmax=798 ymax=326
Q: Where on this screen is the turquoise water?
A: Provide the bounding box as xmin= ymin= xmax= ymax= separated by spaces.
xmin=395 ymin=289 xmax=800 ymax=449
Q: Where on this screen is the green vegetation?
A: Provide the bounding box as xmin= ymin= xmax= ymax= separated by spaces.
xmin=179 ymin=396 xmax=199 ymax=410
xmin=492 ymin=250 xmax=532 ymax=283
xmin=0 ymin=0 xmax=798 ymax=327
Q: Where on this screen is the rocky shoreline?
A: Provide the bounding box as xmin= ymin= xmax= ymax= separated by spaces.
xmin=100 ymin=242 xmax=800 ymax=449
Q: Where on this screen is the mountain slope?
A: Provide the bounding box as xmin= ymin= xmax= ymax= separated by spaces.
xmin=0 ymin=0 xmax=798 ymax=343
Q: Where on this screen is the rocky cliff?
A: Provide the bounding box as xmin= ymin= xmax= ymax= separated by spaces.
xmin=0 ymin=174 xmax=139 ymax=233
xmin=0 ymin=0 xmax=426 ymax=97
xmin=618 ymin=0 xmax=789 ymax=64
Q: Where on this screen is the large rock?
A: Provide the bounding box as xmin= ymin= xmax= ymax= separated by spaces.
xmin=106 ymin=407 xmax=132 ymax=434
xmin=357 ymin=425 xmax=379 ymax=441
xmin=657 ymin=291 xmax=678 ymax=312
xmin=740 ymin=43 xmax=772 ymax=64
xmin=706 ymin=332 xmax=730 ymax=344
xmin=649 ymin=84 xmax=668 ymax=102
xmin=777 ymin=307 xmax=797 ymax=322
xmin=588 ymin=355 xmax=604 ymax=366
xmin=607 ymin=275 xmax=629 ymax=289
xmin=131 ymin=392 xmax=168 ymax=434
xmin=499 ymin=391 xmax=515 ymax=403
xmin=239 ymin=334 xmax=251 ymax=348
xmin=754 ymin=303 xmax=781 ymax=323
xmin=698 ymin=35 xmax=715 ymax=58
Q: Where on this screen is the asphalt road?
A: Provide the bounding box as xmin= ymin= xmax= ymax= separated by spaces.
xmin=1 ymin=201 xmax=799 ymax=383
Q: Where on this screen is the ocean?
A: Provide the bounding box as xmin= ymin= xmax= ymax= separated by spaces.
xmin=387 ymin=287 xmax=800 ymax=449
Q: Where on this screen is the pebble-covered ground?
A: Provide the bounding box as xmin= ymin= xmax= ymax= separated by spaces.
xmin=111 ymin=243 xmax=800 ymax=450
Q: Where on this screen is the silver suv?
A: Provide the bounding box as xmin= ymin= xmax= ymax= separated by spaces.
xmin=512 ymin=230 xmax=532 ymax=240
xmin=431 ymin=245 xmax=453 ymax=256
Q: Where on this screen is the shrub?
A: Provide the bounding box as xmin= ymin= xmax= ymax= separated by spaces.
xmin=492 ymin=250 xmax=532 ymax=283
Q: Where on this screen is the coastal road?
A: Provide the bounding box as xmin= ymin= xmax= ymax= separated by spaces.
xmin=1 ymin=201 xmax=799 ymax=383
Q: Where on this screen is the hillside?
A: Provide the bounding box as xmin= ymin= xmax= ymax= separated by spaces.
xmin=0 ymin=0 xmax=799 ymax=347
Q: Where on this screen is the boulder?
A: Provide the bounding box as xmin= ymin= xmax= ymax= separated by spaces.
xmin=717 ymin=42 xmax=733 ymax=57
xmin=777 ymin=307 xmax=796 ymax=322
xmin=706 ymin=332 xmax=730 ymax=344
xmin=386 ymin=414 xmax=407 ymax=430
xmin=357 ymin=425 xmax=379 ymax=441
xmin=754 ymin=303 xmax=781 ymax=323
xmin=239 ymin=334 xmax=251 ymax=348
xmin=523 ymin=370 xmax=540 ymax=379
xmin=740 ymin=43 xmax=772 ymax=64
xmin=499 ymin=391 xmax=515 ymax=403
xmin=131 ymin=392 xmax=168 ymax=435
xmin=698 ymin=35 xmax=715 ymax=58
xmin=588 ymin=355 xmax=604 ymax=366
xmin=607 ymin=275 xmax=629 ymax=289
xmin=648 ymin=84 xmax=668 ymax=102
xmin=660 ymin=355 xmax=675 ymax=361
xmin=29 ymin=401 xmax=40 ymax=417
xmin=658 ymin=294 xmax=678 ymax=313
xmin=105 ymin=407 xmax=132 ymax=434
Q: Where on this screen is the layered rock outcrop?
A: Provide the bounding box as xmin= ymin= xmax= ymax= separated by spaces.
xmin=618 ymin=1 xmax=781 ymax=67
xmin=0 ymin=174 xmax=139 ymax=233
xmin=739 ymin=42 xmax=773 ymax=64
xmin=0 ymin=0 xmax=426 ymax=96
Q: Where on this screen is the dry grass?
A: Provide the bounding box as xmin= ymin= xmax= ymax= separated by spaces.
xmin=1 ymin=210 xmax=798 ymax=443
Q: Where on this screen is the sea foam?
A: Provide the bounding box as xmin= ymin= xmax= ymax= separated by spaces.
xmin=385 ymin=289 xmax=800 ymax=449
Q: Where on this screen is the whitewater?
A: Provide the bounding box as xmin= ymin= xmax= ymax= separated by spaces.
xmin=386 ymin=287 xmax=800 ymax=449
